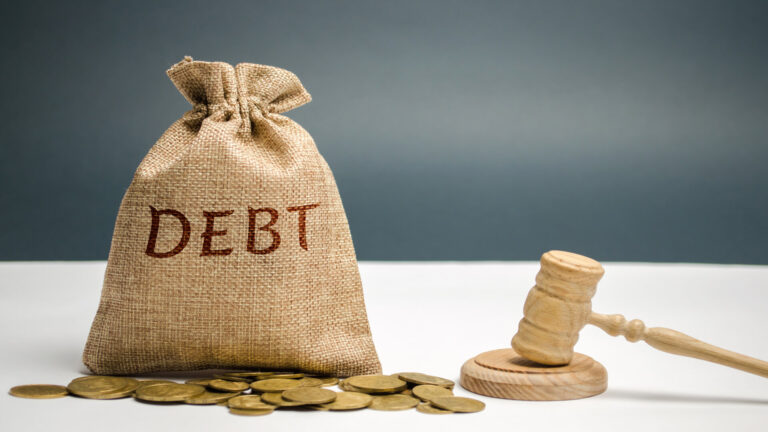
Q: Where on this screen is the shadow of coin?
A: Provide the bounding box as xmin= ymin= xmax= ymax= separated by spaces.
xmin=279 ymin=405 xmax=315 ymax=410
xmin=68 ymin=394 xmax=132 ymax=401
xmin=133 ymin=399 xmax=185 ymax=406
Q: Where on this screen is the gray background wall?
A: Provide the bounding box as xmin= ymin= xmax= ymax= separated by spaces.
xmin=1 ymin=0 xmax=766 ymax=263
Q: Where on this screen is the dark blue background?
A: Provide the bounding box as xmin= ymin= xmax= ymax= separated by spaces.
xmin=1 ymin=0 xmax=766 ymax=263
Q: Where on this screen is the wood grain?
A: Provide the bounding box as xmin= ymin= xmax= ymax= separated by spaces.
xmin=511 ymin=250 xmax=604 ymax=365
xmin=511 ymin=250 xmax=768 ymax=379
xmin=460 ymin=348 xmax=607 ymax=401
xmin=589 ymin=312 xmax=768 ymax=379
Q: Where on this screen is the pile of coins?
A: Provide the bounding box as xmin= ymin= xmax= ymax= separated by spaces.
xmin=9 ymin=371 xmax=485 ymax=415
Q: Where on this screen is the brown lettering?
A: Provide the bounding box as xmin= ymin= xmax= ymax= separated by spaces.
xmin=247 ymin=207 xmax=280 ymax=254
xmin=286 ymin=203 xmax=320 ymax=251
xmin=145 ymin=206 xmax=191 ymax=258
xmin=200 ymin=210 xmax=234 ymax=256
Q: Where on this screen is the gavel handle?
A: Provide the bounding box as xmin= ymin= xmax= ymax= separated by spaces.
xmin=588 ymin=312 xmax=768 ymax=379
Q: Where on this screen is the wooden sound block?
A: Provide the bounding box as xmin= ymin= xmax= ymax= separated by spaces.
xmin=460 ymin=348 xmax=608 ymax=401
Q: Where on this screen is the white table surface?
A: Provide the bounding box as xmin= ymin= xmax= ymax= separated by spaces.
xmin=1 ymin=261 xmax=767 ymax=431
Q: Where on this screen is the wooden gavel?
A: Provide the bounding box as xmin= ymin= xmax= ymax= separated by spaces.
xmin=510 ymin=250 xmax=768 ymax=378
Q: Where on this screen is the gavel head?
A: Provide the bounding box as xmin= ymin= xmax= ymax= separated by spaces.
xmin=511 ymin=250 xmax=604 ymax=366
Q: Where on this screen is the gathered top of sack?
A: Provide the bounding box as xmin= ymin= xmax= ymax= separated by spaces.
xmin=83 ymin=57 xmax=381 ymax=376
xmin=168 ymin=57 xmax=312 ymax=129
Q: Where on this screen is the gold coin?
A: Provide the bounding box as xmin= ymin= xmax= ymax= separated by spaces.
xmin=240 ymin=372 xmax=277 ymax=379
xmin=134 ymin=383 xmax=205 ymax=402
xmin=400 ymin=389 xmax=413 ymax=396
xmin=430 ymin=396 xmax=485 ymax=413
xmin=416 ymin=403 xmax=453 ymax=414
xmin=9 ymin=384 xmax=69 ymax=399
xmin=346 ymin=375 xmax=407 ymax=394
xmin=282 ymin=387 xmax=337 ymax=405
xmin=221 ymin=372 xmax=273 ymax=379
xmin=296 ymin=377 xmax=323 ymax=387
xmin=208 ymin=379 xmax=249 ymax=392
xmin=67 ymin=376 xmax=132 ymax=393
xmin=184 ymin=390 xmax=240 ymax=405
xmin=397 ymin=372 xmax=454 ymax=389
xmin=97 ymin=381 xmax=140 ymax=399
xmin=226 ymin=371 xmax=272 ymax=376
xmin=185 ymin=378 xmax=213 ymax=386
xmin=229 ymin=407 xmax=274 ymax=416
xmin=67 ymin=376 xmax=139 ymax=399
xmin=319 ymin=391 xmax=372 ymax=410
xmin=228 ymin=395 xmax=274 ymax=410
xmin=137 ymin=380 xmax=176 ymax=389
xmin=369 ymin=394 xmax=420 ymax=411
xmin=260 ymin=391 xmax=307 ymax=407
xmin=412 ymin=385 xmax=453 ymax=402
xmin=250 ymin=378 xmax=301 ymax=393
xmin=213 ymin=374 xmax=253 ymax=383
xmin=264 ymin=373 xmax=304 ymax=379
xmin=316 ymin=377 xmax=339 ymax=387
xmin=338 ymin=379 xmax=358 ymax=392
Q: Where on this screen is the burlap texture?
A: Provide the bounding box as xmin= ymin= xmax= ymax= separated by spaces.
xmin=83 ymin=58 xmax=381 ymax=376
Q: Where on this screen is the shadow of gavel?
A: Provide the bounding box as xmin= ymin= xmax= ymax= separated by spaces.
xmin=461 ymin=250 xmax=768 ymax=401
xmin=511 ymin=250 xmax=768 ymax=377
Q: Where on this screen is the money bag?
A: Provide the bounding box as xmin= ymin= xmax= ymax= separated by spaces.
xmin=83 ymin=57 xmax=381 ymax=376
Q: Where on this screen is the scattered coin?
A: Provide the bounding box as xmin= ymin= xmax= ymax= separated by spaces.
xmin=260 ymin=391 xmax=308 ymax=407
xmin=95 ymin=383 xmax=141 ymax=399
xmin=134 ymin=383 xmax=205 ymax=402
xmin=369 ymin=394 xmax=420 ymax=411
xmin=185 ymin=378 xmax=213 ymax=386
xmin=229 ymin=407 xmax=274 ymax=416
xmin=282 ymin=387 xmax=337 ymax=405
xmin=9 ymin=384 xmax=69 ymax=399
xmin=228 ymin=395 xmax=274 ymax=410
xmin=222 ymin=372 xmax=273 ymax=379
xmin=412 ymin=385 xmax=453 ymax=402
xmin=250 ymin=378 xmax=302 ymax=393
xmin=296 ymin=377 xmax=323 ymax=387
xmin=416 ymin=403 xmax=452 ymax=414
xmin=67 ymin=376 xmax=139 ymax=400
xmin=184 ymin=390 xmax=240 ymax=405
xmin=430 ymin=396 xmax=485 ymax=413
xmin=208 ymin=379 xmax=249 ymax=392
xmin=11 ymin=370 xmax=483 ymax=416
xmin=319 ymin=391 xmax=372 ymax=411
xmin=263 ymin=373 xmax=304 ymax=379
xmin=315 ymin=377 xmax=339 ymax=387
xmin=214 ymin=374 xmax=252 ymax=383
xmin=338 ymin=379 xmax=358 ymax=392
xmin=346 ymin=375 xmax=407 ymax=394
xmin=137 ymin=380 xmax=175 ymax=389
xmin=223 ymin=371 xmax=274 ymax=378
xmin=397 ymin=372 xmax=454 ymax=389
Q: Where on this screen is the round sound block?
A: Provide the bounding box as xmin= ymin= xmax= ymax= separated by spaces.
xmin=460 ymin=348 xmax=607 ymax=401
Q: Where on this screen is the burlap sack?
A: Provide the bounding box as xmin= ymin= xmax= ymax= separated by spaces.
xmin=83 ymin=57 xmax=381 ymax=376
